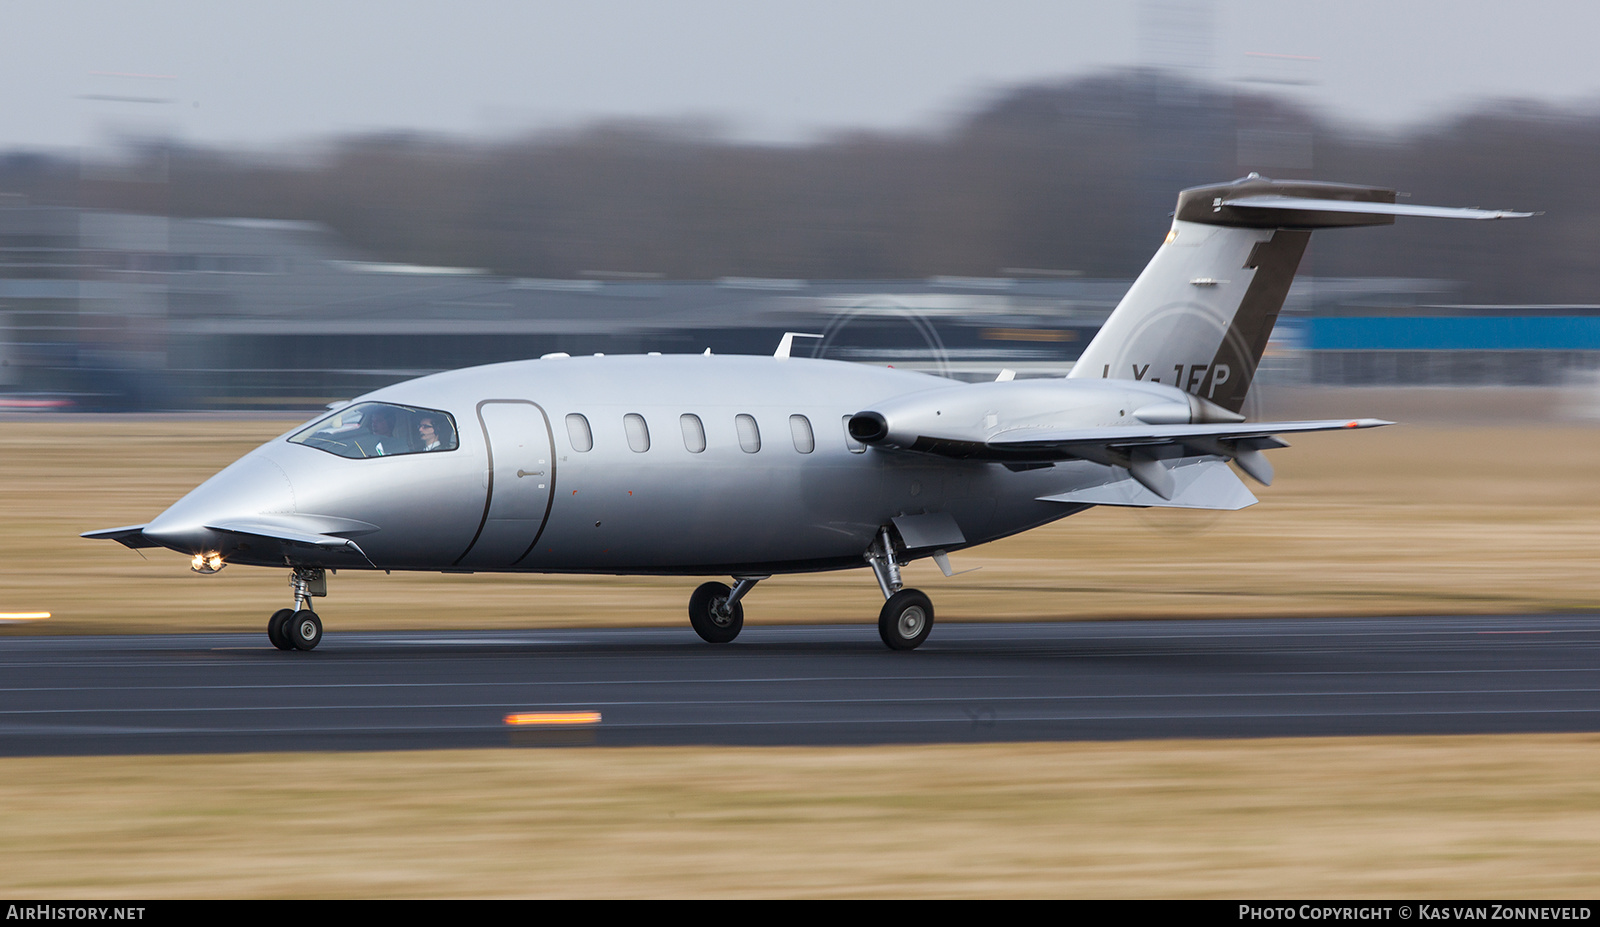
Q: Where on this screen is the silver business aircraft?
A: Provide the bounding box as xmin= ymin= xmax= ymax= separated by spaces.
xmin=85 ymin=175 xmax=1529 ymax=651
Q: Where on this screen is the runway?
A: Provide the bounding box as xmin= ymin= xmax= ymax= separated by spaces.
xmin=2 ymin=614 xmax=1599 ymax=756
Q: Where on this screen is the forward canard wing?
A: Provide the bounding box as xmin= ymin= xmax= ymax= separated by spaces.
xmin=80 ymin=524 xmax=161 ymax=549
xmin=85 ymin=514 xmax=378 ymax=567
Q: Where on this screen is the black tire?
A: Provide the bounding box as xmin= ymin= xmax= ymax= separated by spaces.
xmin=878 ymin=589 xmax=934 ymax=651
xmin=688 ymin=581 xmax=744 ymax=644
xmin=290 ymin=609 xmax=323 ymax=651
xmin=267 ymin=608 xmax=296 ymax=651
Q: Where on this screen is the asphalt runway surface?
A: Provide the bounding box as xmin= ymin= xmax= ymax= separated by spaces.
xmin=2 ymin=615 xmax=1599 ymax=756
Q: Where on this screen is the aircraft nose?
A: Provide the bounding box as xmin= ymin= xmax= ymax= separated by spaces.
xmin=142 ymin=453 xmax=296 ymax=552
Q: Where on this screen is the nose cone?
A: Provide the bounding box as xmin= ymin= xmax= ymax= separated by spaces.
xmin=143 ymin=453 xmax=296 ymax=552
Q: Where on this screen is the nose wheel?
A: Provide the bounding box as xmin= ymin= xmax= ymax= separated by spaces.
xmin=289 ymin=610 xmax=323 ymax=650
xmin=267 ymin=567 xmax=327 ymax=651
xmin=267 ymin=608 xmax=295 ymax=650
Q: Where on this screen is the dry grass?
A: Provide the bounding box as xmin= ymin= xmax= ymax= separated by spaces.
xmin=0 ymin=736 xmax=1597 ymax=898
xmin=3 ymin=414 xmax=1599 ymax=633
xmin=4 ymin=410 xmax=1600 ymax=898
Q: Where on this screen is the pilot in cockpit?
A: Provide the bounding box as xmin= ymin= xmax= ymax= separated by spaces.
xmin=354 ymin=406 xmax=402 ymax=457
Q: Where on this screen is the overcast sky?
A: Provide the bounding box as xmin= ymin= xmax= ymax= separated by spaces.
xmin=4 ymin=0 xmax=1599 ymax=152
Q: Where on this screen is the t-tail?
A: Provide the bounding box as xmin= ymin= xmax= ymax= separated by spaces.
xmin=1068 ymin=173 xmax=1532 ymax=413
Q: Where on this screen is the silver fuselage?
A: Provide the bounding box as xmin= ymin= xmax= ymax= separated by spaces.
xmin=142 ymin=354 xmax=1189 ymax=574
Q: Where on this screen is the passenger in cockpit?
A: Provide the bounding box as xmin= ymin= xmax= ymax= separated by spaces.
xmin=418 ymin=415 xmax=443 ymax=451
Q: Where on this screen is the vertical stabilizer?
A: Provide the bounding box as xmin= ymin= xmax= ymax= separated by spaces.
xmin=1069 ymin=175 xmax=1398 ymax=413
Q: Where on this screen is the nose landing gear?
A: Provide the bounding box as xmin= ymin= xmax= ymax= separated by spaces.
xmin=268 ymin=567 xmax=326 ymax=651
xmin=267 ymin=608 xmax=295 ymax=650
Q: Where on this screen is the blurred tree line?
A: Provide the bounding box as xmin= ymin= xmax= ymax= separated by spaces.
xmin=2 ymin=69 xmax=1593 ymax=303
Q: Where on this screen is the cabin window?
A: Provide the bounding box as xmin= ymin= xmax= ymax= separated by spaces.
xmin=289 ymin=402 xmax=458 ymax=459
xmin=680 ymin=414 xmax=706 ymax=453
xmin=735 ymin=414 xmax=761 ymax=453
xmin=565 ymin=413 xmax=593 ymax=452
xmin=789 ymin=414 xmax=815 ymax=454
xmin=842 ymin=415 xmax=866 ymax=453
xmin=624 ymin=413 xmax=651 ymax=453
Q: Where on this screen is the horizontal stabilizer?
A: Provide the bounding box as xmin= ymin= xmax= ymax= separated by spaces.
xmin=1223 ymin=195 xmax=1534 ymax=221
xmin=1038 ymin=459 xmax=1257 ymax=511
xmin=80 ymin=525 xmax=160 ymax=549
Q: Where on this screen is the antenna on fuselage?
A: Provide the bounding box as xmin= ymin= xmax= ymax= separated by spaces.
xmin=774 ymin=332 xmax=824 ymax=360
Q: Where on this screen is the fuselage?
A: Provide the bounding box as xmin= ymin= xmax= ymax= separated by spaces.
xmin=141 ymin=354 xmax=1192 ymax=575
xmin=82 ymin=175 xmax=1522 ymax=653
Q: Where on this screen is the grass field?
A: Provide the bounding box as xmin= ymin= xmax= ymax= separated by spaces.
xmin=1 ymin=736 xmax=1598 ymax=898
xmin=2 ymin=406 xmax=1598 ymax=897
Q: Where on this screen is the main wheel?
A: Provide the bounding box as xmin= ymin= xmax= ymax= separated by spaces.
xmin=688 ymin=581 xmax=744 ymax=643
xmin=267 ymin=608 xmax=295 ymax=651
xmin=878 ymin=589 xmax=934 ymax=651
xmin=290 ymin=609 xmax=323 ymax=651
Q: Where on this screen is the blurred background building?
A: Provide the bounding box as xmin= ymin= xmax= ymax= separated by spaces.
xmin=6 ymin=196 xmax=1592 ymax=410
xmin=1 ymin=65 xmax=1596 ymax=411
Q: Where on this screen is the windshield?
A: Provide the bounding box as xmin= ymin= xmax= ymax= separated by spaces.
xmin=289 ymin=402 xmax=459 ymax=459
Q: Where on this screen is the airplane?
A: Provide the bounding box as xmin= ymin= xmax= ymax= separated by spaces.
xmin=84 ymin=174 xmax=1530 ymax=652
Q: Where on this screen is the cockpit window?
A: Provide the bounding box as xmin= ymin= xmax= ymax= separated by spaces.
xmin=289 ymin=402 xmax=459 ymax=459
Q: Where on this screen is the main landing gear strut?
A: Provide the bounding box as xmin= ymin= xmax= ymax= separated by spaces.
xmin=268 ymin=567 xmax=326 ymax=651
xmin=685 ymin=526 xmax=935 ymax=651
xmin=688 ymin=574 xmax=766 ymax=643
xmin=865 ymin=526 xmax=933 ymax=651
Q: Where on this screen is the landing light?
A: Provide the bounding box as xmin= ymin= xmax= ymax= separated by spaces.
xmin=191 ymin=553 xmax=225 ymax=574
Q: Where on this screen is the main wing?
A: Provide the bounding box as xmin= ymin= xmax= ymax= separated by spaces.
xmin=909 ymin=418 xmax=1390 ymax=500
